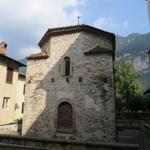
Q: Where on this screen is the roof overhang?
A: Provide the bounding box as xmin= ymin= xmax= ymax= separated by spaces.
xmin=84 ymin=45 xmax=115 ymax=60
xmin=0 ymin=54 xmax=26 ymax=67
xmin=27 ymin=50 xmax=49 ymax=60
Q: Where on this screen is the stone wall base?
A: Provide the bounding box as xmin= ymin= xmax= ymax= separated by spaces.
xmin=0 ymin=134 xmax=140 ymax=150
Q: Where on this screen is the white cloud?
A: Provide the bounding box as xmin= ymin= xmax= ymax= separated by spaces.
xmin=94 ymin=17 xmax=129 ymax=30
xmin=0 ymin=0 xmax=85 ymax=58
xmin=0 ymin=0 xmax=83 ymax=29
xmin=66 ymin=0 xmax=78 ymax=6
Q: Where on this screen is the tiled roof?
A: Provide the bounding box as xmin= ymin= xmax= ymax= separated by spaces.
xmin=0 ymin=54 xmax=26 ymax=67
xmin=27 ymin=50 xmax=49 ymax=60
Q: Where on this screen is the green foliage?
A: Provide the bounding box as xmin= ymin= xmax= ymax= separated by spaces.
xmin=115 ymin=59 xmax=143 ymax=112
xmin=121 ymin=92 xmax=150 ymax=112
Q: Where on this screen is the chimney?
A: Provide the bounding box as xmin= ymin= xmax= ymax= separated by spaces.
xmin=0 ymin=42 xmax=7 ymax=55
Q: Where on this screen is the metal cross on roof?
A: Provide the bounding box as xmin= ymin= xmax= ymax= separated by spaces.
xmin=77 ymin=16 xmax=80 ymax=25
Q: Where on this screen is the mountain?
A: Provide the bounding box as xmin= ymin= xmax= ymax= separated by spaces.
xmin=116 ymin=33 xmax=150 ymax=90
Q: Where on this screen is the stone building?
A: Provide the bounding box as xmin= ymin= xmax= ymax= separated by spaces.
xmin=0 ymin=42 xmax=26 ymax=130
xmin=23 ymin=24 xmax=116 ymax=143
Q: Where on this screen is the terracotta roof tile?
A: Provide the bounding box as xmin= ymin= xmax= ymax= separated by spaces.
xmin=27 ymin=50 xmax=49 ymax=60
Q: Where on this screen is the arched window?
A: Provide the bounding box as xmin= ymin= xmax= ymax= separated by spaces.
xmin=64 ymin=57 xmax=70 ymax=76
xmin=60 ymin=56 xmax=73 ymax=77
xmin=57 ymin=102 xmax=73 ymax=130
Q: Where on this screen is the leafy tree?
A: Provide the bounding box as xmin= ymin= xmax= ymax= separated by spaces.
xmin=115 ymin=59 xmax=142 ymax=112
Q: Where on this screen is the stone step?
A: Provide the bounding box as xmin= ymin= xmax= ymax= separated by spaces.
xmin=0 ymin=143 xmax=48 ymax=150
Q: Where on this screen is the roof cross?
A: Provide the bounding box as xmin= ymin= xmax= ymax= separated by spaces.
xmin=77 ymin=16 xmax=80 ymax=25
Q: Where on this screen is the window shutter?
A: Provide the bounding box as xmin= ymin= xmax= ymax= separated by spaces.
xmin=21 ymin=102 xmax=24 ymax=113
xmin=6 ymin=67 xmax=13 ymax=83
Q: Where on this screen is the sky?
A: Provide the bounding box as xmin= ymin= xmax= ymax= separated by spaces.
xmin=0 ymin=0 xmax=149 ymax=59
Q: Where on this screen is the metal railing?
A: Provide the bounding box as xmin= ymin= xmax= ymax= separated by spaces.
xmin=117 ymin=120 xmax=150 ymax=150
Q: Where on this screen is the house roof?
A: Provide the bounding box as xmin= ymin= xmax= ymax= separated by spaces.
xmin=27 ymin=50 xmax=49 ymax=60
xmin=38 ymin=24 xmax=116 ymax=50
xmin=0 ymin=54 xmax=26 ymax=67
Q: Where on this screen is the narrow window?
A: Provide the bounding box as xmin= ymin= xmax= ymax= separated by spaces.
xmin=57 ymin=102 xmax=73 ymax=130
xmin=21 ymin=102 xmax=24 ymax=114
xmin=64 ymin=57 xmax=70 ymax=76
xmin=23 ymin=84 xmax=26 ymax=95
xmin=2 ymin=97 xmax=9 ymax=109
xmin=14 ymin=103 xmax=19 ymax=111
xmin=6 ymin=67 xmax=13 ymax=84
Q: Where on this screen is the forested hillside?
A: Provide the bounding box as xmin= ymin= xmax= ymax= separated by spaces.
xmin=116 ymin=33 xmax=150 ymax=90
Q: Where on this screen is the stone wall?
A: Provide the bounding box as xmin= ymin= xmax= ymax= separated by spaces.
xmin=23 ymin=31 xmax=116 ymax=143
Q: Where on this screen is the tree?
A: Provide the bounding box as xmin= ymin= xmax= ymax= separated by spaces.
xmin=115 ymin=59 xmax=142 ymax=112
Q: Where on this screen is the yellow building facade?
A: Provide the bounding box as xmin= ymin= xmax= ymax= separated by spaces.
xmin=0 ymin=42 xmax=26 ymax=126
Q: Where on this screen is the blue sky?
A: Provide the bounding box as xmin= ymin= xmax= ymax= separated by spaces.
xmin=0 ymin=0 xmax=149 ymax=59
